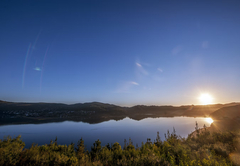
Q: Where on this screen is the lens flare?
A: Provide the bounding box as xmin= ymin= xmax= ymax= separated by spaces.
xmin=22 ymin=43 xmax=32 ymax=89
xmin=205 ymin=117 xmax=213 ymax=124
xmin=40 ymin=45 xmax=50 ymax=92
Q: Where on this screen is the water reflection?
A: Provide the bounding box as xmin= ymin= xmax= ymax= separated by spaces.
xmin=0 ymin=117 xmax=212 ymax=150
xmin=205 ymin=117 xmax=214 ymax=124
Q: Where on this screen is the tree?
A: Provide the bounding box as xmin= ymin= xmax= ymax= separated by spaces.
xmin=154 ymin=131 xmax=162 ymax=147
xmin=76 ymin=137 xmax=85 ymax=160
xmin=91 ymin=139 xmax=101 ymax=160
xmin=203 ymin=124 xmax=207 ymax=131
xmin=195 ymin=121 xmax=199 ymax=131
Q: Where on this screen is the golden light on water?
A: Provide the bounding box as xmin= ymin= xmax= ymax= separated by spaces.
xmin=199 ymin=93 xmax=214 ymax=105
xmin=205 ymin=117 xmax=214 ymax=124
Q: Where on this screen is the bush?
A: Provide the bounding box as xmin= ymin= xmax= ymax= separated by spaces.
xmin=0 ymin=128 xmax=239 ymax=165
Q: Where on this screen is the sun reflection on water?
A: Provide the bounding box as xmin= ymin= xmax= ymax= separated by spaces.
xmin=205 ymin=117 xmax=214 ymax=124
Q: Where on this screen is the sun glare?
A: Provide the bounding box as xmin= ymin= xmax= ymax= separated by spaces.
xmin=205 ymin=117 xmax=214 ymax=124
xmin=199 ymin=93 xmax=214 ymax=105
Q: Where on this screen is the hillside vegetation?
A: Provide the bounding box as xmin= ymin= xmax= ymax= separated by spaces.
xmin=0 ymin=128 xmax=240 ymax=166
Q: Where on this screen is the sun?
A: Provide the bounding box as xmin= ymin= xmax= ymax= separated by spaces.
xmin=199 ymin=93 xmax=214 ymax=105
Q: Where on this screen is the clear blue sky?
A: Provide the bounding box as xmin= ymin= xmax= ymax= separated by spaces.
xmin=0 ymin=0 xmax=240 ymax=106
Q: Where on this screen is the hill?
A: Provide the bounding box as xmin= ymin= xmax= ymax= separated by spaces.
xmin=209 ymin=104 xmax=240 ymax=131
xmin=0 ymin=100 xmax=239 ymax=125
xmin=210 ymin=104 xmax=240 ymax=120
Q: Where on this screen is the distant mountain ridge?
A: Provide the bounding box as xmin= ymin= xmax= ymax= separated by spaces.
xmin=0 ymin=100 xmax=239 ymax=125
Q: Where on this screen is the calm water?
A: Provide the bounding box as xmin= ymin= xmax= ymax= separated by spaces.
xmin=0 ymin=117 xmax=212 ymax=150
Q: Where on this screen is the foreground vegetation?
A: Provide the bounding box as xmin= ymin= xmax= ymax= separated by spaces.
xmin=0 ymin=128 xmax=240 ymax=166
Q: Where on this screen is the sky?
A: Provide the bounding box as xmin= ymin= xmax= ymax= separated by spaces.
xmin=0 ymin=0 xmax=240 ymax=106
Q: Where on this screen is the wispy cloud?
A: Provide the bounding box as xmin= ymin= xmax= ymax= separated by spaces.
xmin=136 ymin=62 xmax=148 ymax=76
xmin=136 ymin=62 xmax=142 ymax=67
xmin=115 ymin=81 xmax=139 ymax=93
xmin=152 ymin=68 xmax=164 ymax=82
xmin=172 ymin=45 xmax=182 ymax=55
xmin=130 ymin=81 xmax=139 ymax=85
xmin=34 ymin=67 xmax=41 ymax=71
xmin=157 ymin=68 xmax=163 ymax=72
xmin=202 ymin=41 xmax=209 ymax=49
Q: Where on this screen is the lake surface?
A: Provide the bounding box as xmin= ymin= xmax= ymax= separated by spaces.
xmin=0 ymin=117 xmax=212 ymax=150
